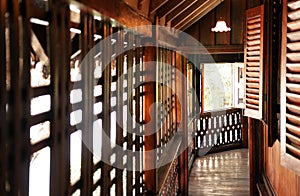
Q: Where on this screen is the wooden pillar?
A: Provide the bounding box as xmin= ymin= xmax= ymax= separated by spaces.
xmin=201 ymin=64 xmax=205 ymax=114
xmin=176 ymin=53 xmax=188 ymax=195
xmin=143 ymin=43 xmax=157 ymax=193
xmin=248 ymin=118 xmax=254 ymax=196
xmin=242 ymin=116 xmax=248 ymax=148
xmin=81 ymin=13 xmax=94 ymax=196
xmin=0 ymin=0 xmax=7 ymax=194
xmin=249 ymin=118 xmax=262 ymax=196
xmin=126 ymin=31 xmax=134 ymax=196
xmin=195 ymin=62 xmax=201 ymax=115
xmin=101 ymin=21 xmax=112 ymax=196
xmin=115 ymin=27 xmax=124 ymax=196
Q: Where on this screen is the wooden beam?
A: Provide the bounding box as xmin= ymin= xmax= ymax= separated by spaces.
xmin=172 ymin=0 xmax=224 ymax=30
xmin=150 ymin=0 xmax=170 ymax=14
xmin=156 ymin=0 xmax=186 ymax=18
xmin=166 ymin=0 xmax=199 ymax=23
xmin=178 ymin=45 xmax=244 ymax=54
xmin=72 ymin=0 xmax=152 ymax=36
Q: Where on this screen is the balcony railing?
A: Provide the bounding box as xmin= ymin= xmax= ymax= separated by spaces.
xmin=193 ymin=108 xmax=247 ymax=156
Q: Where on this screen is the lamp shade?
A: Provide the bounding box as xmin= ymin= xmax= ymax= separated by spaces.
xmin=211 ymin=19 xmax=231 ymax=32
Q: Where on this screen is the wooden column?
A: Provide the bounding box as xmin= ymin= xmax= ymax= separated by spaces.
xmin=242 ymin=116 xmax=248 ymax=148
xmin=176 ymin=53 xmax=188 ymax=195
xmin=49 ymin=2 xmax=71 ymax=195
xmin=248 ymin=118 xmax=255 ymax=196
xmin=101 ymin=21 xmax=112 ymax=196
xmin=143 ymin=43 xmax=157 ymax=193
xmin=115 ymin=27 xmax=124 ymax=196
xmin=81 ymin=13 xmax=94 ymax=196
xmin=0 ymin=0 xmax=7 ymax=194
xmin=126 ymin=31 xmax=134 ymax=196
xmin=201 ymin=64 xmax=205 ymax=114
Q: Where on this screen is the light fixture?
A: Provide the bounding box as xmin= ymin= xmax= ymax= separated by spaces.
xmin=211 ymin=18 xmax=231 ymax=32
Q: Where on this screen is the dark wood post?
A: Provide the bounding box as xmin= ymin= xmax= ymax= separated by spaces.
xmin=143 ymin=43 xmax=157 ymax=193
xmin=176 ymin=53 xmax=188 ymax=195
xmin=242 ymin=116 xmax=248 ymax=148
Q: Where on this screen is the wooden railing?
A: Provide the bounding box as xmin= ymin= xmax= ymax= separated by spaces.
xmin=194 ymin=108 xmax=246 ymax=156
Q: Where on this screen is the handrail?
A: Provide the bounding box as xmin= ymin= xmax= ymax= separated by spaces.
xmin=157 ymin=135 xmax=181 ymax=195
xmin=200 ymin=107 xmax=243 ymax=117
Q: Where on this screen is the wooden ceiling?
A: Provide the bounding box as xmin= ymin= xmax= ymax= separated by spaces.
xmin=123 ymin=0 xmax=225 ymax=30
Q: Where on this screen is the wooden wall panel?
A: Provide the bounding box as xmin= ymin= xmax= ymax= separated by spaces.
xmin=183 ymin=0 xmax=245 ymax=54
xmin=247 ymin=0 xmax=263 ymax=9
xmin=198 ymin=13 xmax=215 ymax=46
xmin=215 ymin=0 xmax=230 ymax=45
xmin=231 ymin=0 xmax=245 ymax=45
xmin=266 ymin=141 xmax=299 ymax=195
xmin=184 ymin=22 xmax=199 ymax=43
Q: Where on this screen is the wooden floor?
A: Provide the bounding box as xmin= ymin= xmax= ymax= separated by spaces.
xmin=189 ymin=148 xmax=250 ymax=196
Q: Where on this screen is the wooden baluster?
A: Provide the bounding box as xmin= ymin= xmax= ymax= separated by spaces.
xmin=101 ymin=20 xmax=112 ymax=196
xmin=0 ymin=0 xmax=7 ymax=194
xmin=134 ymin=36 xmax=141 ymax=194
xmin=126 ymin=31 xmax=134 ymax=195
xmin=115 ymin=27 xmax=124 ymax=196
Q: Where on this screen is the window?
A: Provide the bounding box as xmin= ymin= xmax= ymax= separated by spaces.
xmin=244 ymin=5 xmax=264 ymax=120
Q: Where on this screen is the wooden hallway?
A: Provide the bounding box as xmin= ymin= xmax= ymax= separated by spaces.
xmin=2 ymin=0 xmax=300 ymax=195
xmin=189 ymin=149 xmax=250 ymax=196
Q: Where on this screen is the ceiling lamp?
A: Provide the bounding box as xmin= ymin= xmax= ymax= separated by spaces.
xmin=211 ymin=18 xmax=231 ymax=32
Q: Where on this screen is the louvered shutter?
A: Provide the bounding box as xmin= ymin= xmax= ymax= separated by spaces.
xmin=244 ymin=5 xmax=264 ymax=119
xmin=280 ymin=0 xmax=300 ymax=175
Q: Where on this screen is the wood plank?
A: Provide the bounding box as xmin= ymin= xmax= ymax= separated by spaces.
xmin=287 ymin=20 xmax=300 ymax=31
xmin=288 ymin=0 xmax=300 ymax=10
xmin=286 ymin=123 xmax=300 ymax=137
xmin=286 ymin=92 xmax=300 ymax=104
xmin=287 ymin=103 xmax=300 ymax=116
xmin=287 ymin=83 xmax=300 ymax=94
xmin=288 ymin=9 xmax=300 ymax=21
xmin=287 ymin=63 xmax=300 ymax=73
xmin=287 ymin=31 xmax=300 ymax=42
xmin=246 ymin=77 xmax=260 ymax=83
xmin=247 ymin=34 xmax=260 ymax=40
xmin=286 ymin=144 xmax=300 ymax=158
xmin=286 ymin=133 xmax=300 ymax=146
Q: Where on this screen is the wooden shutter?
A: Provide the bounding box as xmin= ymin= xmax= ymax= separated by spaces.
xmin=244 ymin=5 xmax=264 ymax=119
xmin=280 ymin=0 xmax=300 ymax=175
